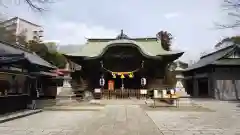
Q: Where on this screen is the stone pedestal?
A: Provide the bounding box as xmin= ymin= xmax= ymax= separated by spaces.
xmin=175 ymin=79 xmax=189 ymax=97
xmin=174 ymin=63 xmax=189 ymax=98
xmin=63 ymin=79 xmax=71 ymax=88
xmin=57 ymin=77 xmax=75 ymax=98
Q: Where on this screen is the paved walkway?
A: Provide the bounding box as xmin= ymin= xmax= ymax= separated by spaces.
xmin=0 ymin=104 xmax=162 ymax=135
xmin=0 ymin=99 xmax=240 ymax=135
xmin=83 ymin=105 xmax=162 ymax=135
xmin=147 ymin=99 xmax=240 ymax=135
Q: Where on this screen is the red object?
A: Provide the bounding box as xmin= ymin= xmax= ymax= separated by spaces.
xmin=56 ymin=69 xmax=71 ymax=73
xmin=51 ymin=69 xmax=64 ymax=76
xmin=108 ymin=80 xmax=114 ymax=90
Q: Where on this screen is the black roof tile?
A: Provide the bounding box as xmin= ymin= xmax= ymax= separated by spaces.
xmin=0 ymin=41 xmax=56 ymax=69
xmin=185 ymin=45 xmax=237 ymax=71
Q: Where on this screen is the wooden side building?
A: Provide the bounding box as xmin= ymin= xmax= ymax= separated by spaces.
xmin=0 ymin=41 xmax=61 ymax=114
xmin=184 ymin=44 xmax=240 ymax=100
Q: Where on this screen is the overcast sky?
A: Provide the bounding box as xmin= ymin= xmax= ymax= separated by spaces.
xmin=0 ymin=0 xmax=240 ymax=62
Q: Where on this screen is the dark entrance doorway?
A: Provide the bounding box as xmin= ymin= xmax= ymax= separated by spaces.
xmin=198 ymin=78 xmax=209 ymax=97
xmin=123 ymin=72 xmax=141 ymax=89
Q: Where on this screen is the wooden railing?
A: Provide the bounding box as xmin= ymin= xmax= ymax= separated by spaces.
xmin=98 ymin=89 xmax=148 ymax=99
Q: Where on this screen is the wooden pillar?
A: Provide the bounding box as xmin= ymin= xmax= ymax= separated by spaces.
xmin=208 ymin=75 xmax=212 ymax=98
xmin=193 ymin=78 xmax=199 ymax=97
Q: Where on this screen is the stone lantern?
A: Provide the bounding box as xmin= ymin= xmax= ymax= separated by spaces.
xmin=174 ymin=62 xmax=189 ymax=97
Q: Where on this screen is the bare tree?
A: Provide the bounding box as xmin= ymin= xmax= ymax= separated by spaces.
xmin=0 ymin=0 xmax=54 ymax=11
xmin=217 ymin=0 xmax=240 ymax=28
xmin=24 ymin=0 xmax=53 ymax=11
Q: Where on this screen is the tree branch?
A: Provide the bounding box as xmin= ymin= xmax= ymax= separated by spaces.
xmin=25 ymin=0 xmax=56 ymax=12
xmin=217 ymin=0 xmax=240 ymax=28
xmin=0 ymin=0 xmax=53 ymax=12
xmin=223 ymin=0 xmax=240 ymax=9
xmin=25 ymin=0 xmax=44 ymax=11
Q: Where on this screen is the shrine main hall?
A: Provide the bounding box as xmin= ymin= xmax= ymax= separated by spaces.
xmin=65 ymin=31 xmax=184 ymax=94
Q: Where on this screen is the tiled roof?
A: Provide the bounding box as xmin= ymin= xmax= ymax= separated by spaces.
xmin=0 ymin=54 xmax=25 ymax=64
xmin=0 ymin=41 xmax=56 ymax=69
xmin=185 ymin=44 xmax=239 ymax=71
xmin=212 ymin=58 xmax=240 ymax=65
xmin=66 ymin=39 xmax=183 ymax=58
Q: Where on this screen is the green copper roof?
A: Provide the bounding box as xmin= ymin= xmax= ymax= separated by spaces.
xmin=66 ymin=39 xmax=183 ymax=58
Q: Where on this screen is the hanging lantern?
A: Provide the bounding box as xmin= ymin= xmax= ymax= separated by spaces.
xmin=120 ymin=74 xmax=125 ymax=79
xmin=129 ymin=72 xmax=134 ymax=78
xmin=141 ymin=77 xmax=146 ymax=86
xmin=99 ymin=77 xmax=105 ymax=86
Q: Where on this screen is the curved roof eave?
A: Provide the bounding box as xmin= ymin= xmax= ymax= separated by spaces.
xmin=65 ymin=39 xmax=184 ymax=59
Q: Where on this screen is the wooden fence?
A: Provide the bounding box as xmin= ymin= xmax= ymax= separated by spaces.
xmin=100 ymin=89 xmax=148 ymax=99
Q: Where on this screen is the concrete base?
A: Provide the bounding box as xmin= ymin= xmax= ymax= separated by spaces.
xmin=57 ymin=87 xmax=76 ymax=98
xmin=89 ymin=100 xmax=101 ymax=105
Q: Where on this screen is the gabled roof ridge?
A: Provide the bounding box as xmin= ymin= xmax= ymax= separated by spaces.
xmin=213 ymin=46 xmax=235 ymax=61
xmin=185 ymin=45 xmax=235 ymax=71
xmin=87 ymin=37 xmax=157 ymax=42
xmin=200 ymin=44 xmax=235 ymax=59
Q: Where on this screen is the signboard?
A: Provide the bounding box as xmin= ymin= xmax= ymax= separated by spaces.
xmin=153 ymin=90 xmax=161 ymax=98
xmin=94 ymin=88 xmax=101 ymax=93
